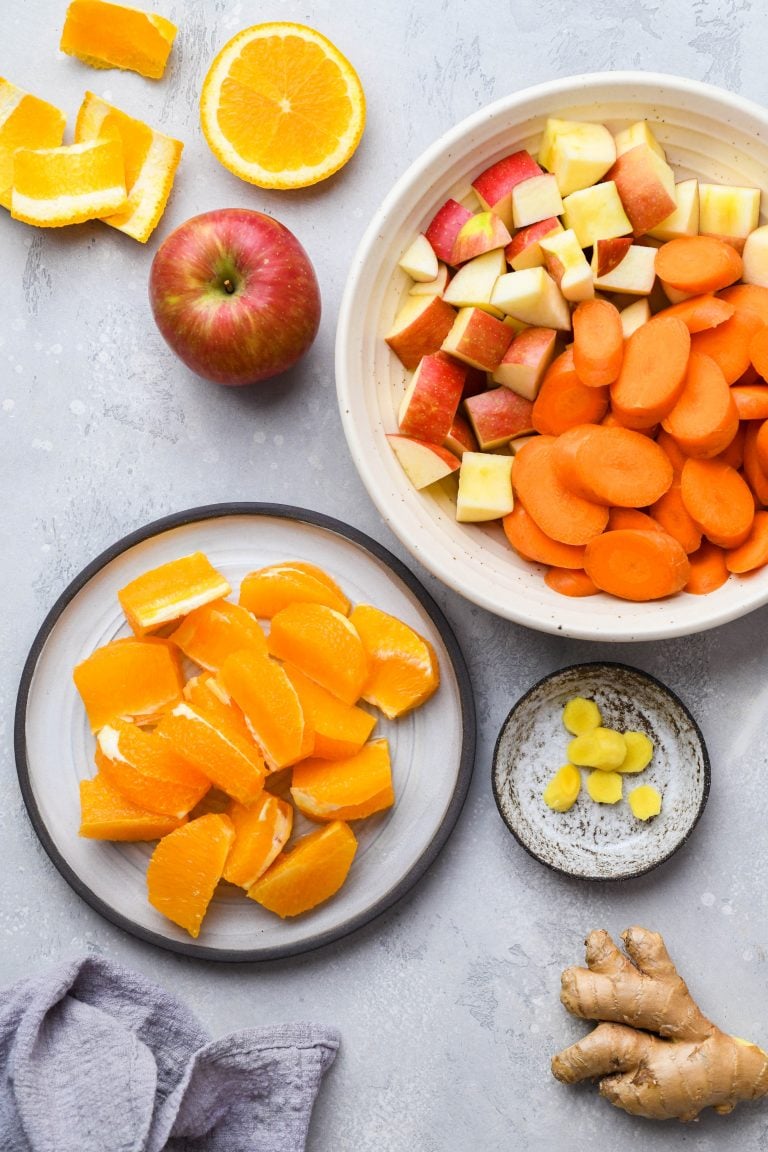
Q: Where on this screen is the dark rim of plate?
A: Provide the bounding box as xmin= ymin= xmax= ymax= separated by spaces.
xmin=490 ymin=661 xmax=711 ymax=882
xmin=14 ymin=502 xmax=476 ymax=963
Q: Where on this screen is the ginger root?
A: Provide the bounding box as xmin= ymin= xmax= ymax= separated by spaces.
xmin=552 ymin=926 xmax=768 ymax=1121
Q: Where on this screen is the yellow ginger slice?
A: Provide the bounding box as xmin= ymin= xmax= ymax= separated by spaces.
xmin=568 ymin=727 xmax=627 ymax=771
xmin=60 ymin=0 xmax=177 ymax=80
xmin=586 ymin=770 xmax=622 ymax=804
xmin=0 ymin=78 xmax=65 ymax=210
xmin=617 ymin=730 xmax=654 ymax=774
xmin=75 ymin=92 xmax=182 ymax=242
xmin=11 ymin=138 xmax=127 ymax=227
xmin=562 ymin=696 xmax=602 ymax=736
xmin=628 ymin=784 xmax=662 ymax=820
xmin=543 ymin=764 xmax=581 ymax=812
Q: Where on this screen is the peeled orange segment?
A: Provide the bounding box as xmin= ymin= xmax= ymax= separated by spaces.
xmin=291 ymin=739 xmax=394 ymax=822
xmin=147 ymin=813 xmax=234 ymax=938
xmin=349 ymin=605 xmax=440 ymax=719
xmin=0 ymin=78 xmax=66 ymax=210
xmin=220 ymin=651 xmax=312 ymax=770
xmin=155 ymin=703 xmax=266 ymax=806
xmin=74 ymin=91 xmax=183 ymax=243
xmin=118 ymin=552 xmax=231 ymax=636
xmin=183 ymin=672 xmax=256 ymax=746
xmin=79 ymin=772 xmax=186 ymax=840
xmin=73 ymin=636 xmax=182 ymax=731
xmin=283 ymin=663 xmax=376 ymax=760
xmin=169 ymin=599 xmax=267 ymax=671
xmin=60 ymin=0 xmax=177 ymax=79
xmin=223 ymin=794 xmax=293 ymax=889
xmin=11 ymin=138 xmax=127 ymax=228
xmin=200 ymin=22 xmax=365 ymax=190
xmin=239 ymin=562 xmax=350 ymax=619
xmin=267 ymin=603 xmax=369 ymax=706
xmin=248 ymin=820 xmax=357 ymax=917
xmin=95 ymin=719 xmax=210 ymax=818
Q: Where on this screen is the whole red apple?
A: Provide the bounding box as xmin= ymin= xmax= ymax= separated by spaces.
xmin=149 ymin=208 xmax=321 ymax=386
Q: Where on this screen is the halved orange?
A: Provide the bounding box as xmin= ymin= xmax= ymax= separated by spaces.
xmin=0 ymin=78 xmax=66 ymax=210
xmin=220 ymin=650 xmax=312 ymax=770
xmin=291 ymin=738 xmax=394 ymax=822
xmin=118 ymin=552 xmax=231 ymax=635
xmin=11 ymin=138 xmax=127 ymax=227
xmin=79 ymin=772 xmax=186 ymax=840
xmin=169 ymin=599 xmax=266 ymax=671
xmin=349 ymin=605 xmax=440 ymax=718
xmin=74 ymin=92 xmax=183 ymax=243
xmin=239 ymin=562 xmax=350 ymax=618
xmin=147 ymin=813 xmax=234 ymax=938
xmin=155 ymin=702 xmax=265 ymax=806
xmin=73 ymin=636 xmax=182 ymax=730
xmin=283 ymin=662 xmax=375 ymax=760
xmin=248 ymin=820 xmax=357 ymax=917
xmin=267 ymin=603 xmax=369 ymax=705
xmin=95 ymin=718 xmax=210 ymax=818
xmin=200 ymin=23 xmax=365 ymax=189
xmin=60 ymin=0 xmax=177 ymax=79
xmin=223 ymin=794 xmax=293 ymax=889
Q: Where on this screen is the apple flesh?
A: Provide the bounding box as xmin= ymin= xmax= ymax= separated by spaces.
xmin=456 ymin=452 xmax=514 ymax=521
xmin=425 ymin=198 xmax=474 ymax=264
xmin=562 ymin=181 xmax=631 ymax=248
xmin=539 ymin=118 xmax=616 ymax=196
xmin=398 ymin=353 xmax=466 ymax=443
xmin=443 ymin=248 xmax=506 ymax=313
xmin=505 ymin=217 xmax=563 ymax=271
xmin=698 ymin=183 xmax=760 ymax=252
xmin=441 ymin=306 xmax=513 ymax=371
xmin=385 ymin=295 xmax=457 ymax=370
xmin=511 ymin=174 xmax=564 ymax=228
xmin=594 ymin=236 xmax=633 ymax=277
xmin=464 ymin=386 xmax=534 ymax=450
xmin=472 ymin=150 xmax=543 ymax=229
xmin=409 ymin=261 xmax=450 ymax=297
xmin=492 ymin=327 xmax=557 ymax=400
xmin=742 ymin=224 xmax=768 ymax=286
xmin=149 ymin=208 xmax=321 ymax=387
xmin=606 ymin=144 xmax=676 ymax=236
xmin=591 ymin=244 xmax=657 ymax=295
xmin=399 ymin=234 xmax=439 ymax=281
xmin=491 ymin=267 xmax=571 ymax=330
xmin=387 ymin=434 xmax=461 ymax=489
xmin=540 ymin=230 xmax=594 ymax=302
xmin=619 ymin=298 xmax=651 ymax=338
xmin=647 ymin=179 xmax=699 ymax=241
xmin=614 ymin=120 xmax=665 ymax=159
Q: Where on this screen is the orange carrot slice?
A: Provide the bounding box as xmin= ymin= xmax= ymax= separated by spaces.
xmin=730 ymin=385 xmax=768 ymax=421
xmin=718 ymin=283 xmax=768 ymax=325
xmin=661 ymin=352 xmax=739 ymax=458
xmin=610 ymin=315 xmax=690 ymax=429
xmin=744 ymin=422 xmax=768 ymax=506
xmin=715 ymin=422 xmax=745 ymax=470
xmin=584 ymin=529 xmax=690 ymax=601
xmin=690 ymin=307 xmax=764 ymax=385
xmin=684 ymin=540 xmax=729 ymax=594
xmin=725 ymin=511 xmax=768 ymax=573
xmin=648 ymin=485 xmax=702 ymax=554
xmin=749 ymin=325 xmax=768 ymax=381
xmin=607 ymin=508 xmax=664 ymax=533
xmin=657 ymin=293 xmax=735 ymax=333
xmin=572 ymin=299 xmax=623 ymax=387
xmin=680 ymin=457 xmax=754 ymax=548
xmin=655 ymin=236 xmax=743 ymax=294
xmin=656 ymin=428 xmax=689 ymax=478
xmin=756 ymin=420 xmax=768 ymax=474
xmin=553 ymin=423 xmax=673 ymax=507
xmin=502 ymin=503 xmax=587 ymax=568
xmin=544 ymin=567 xmax=598 ymax=597
xmin=512 ymin=436 xmax=608 ymax=546
xmin=531 ymin=349 xmax=609 ymax=435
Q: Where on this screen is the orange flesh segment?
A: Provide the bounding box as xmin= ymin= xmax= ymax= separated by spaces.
xmin=0 ymin=78 xmax=66 ymax=209
xmin=60 ymin=0 xmax=177 ymax=79
xmin=248 ymin=820 xmax=357 ymax=917
xmin=223 ymin=794 xmax=293 ymax=888
xmin=239 ymin=562 xmax=350 ymax=618
xmin=283 ymin=663 xmax=376 ymax=759
xmin=118 ymin=552 xmax=231 ymax=635
xmin=147 ymin=814 xmax=234 ymax=938
xmin=349 ymin=604 xmax=440 ymax=718
xmin=79 ymin=772 xmax=186 ymax=840
xmin=182 ymin=672 xmax=255 ymax=745
xmin=291 ymin=738 xmax=394 ymax=822
xmin=11 ymin=137 xmax=127 ymax=228
xmin=169 ymin=599 xmax=267 ymax=671
xmin=267 ymin=603 xmax=369 ymax=705
xmin=155 ymin=703 xmax=266 ymax=805
xmin=220 ymin=650 xmax=310 ymax=770
xmin=95 ymin=719 xmax=210 ymax=818
xmin=73 ymin=636 xmax=182 ymax=731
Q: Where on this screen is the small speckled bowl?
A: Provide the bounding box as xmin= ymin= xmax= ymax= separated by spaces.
xmin=492 ymin=663 xmax=710 ymax=881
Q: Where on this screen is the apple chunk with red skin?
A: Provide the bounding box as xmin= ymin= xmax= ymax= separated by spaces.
xmin=444 ymin=412 xmax=479 ymax=456
xmin=149 ymin=208 xmax=321 ymax=387
xmin=594 ymin=236 xmax=633 ymax=277
xmin=471 ymin=150 xmax=542 ymax=230
xmin=425 ymin=198 xmax=473 ymax=264
xmin=385 ymin=295 xmax=457 ymax=370
xmin=450 ymin=211 xmax=512 ymax=265
xmin=464 ymin=386 xmax=534 ymax=450
xmin=398 ymin=353 xmax=466 ymax=443
xmin=607 ymin=144 xmax=676 ymax=236
xmin=442 ymin=307 xmax=513 ymax=372
xmin=505 ymin=218 xmax=563 ymax=271
xmin=387 ymin=434 xmax=461 ymax=489
xmin=492 ymin=327 xmax=557 ymax=400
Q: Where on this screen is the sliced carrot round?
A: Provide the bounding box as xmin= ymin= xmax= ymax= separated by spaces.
xmin=656 ymin=428 xmax=689 ymax=478
xmin=716 ymin=422 xmax=745 ymax=470
xmin=572 ymin=298 xmax=624 ymax=387
xmin=512 ymin=436 xmax=608 ymax=546
xmin=749 ymin=325 xmax=768 ymax=381
xmin=756 ymin=420 xmax=768 ymax=474
xmin=658 ymin=293 xmax=735 ymax=333
xmin=730 ymin=384 xmax=768 ymax=420
xmin=744 ymin=422 xmax=768 ymax=506
xmin=725 ymin=511 xmax=768 ymax=573
xmin=531 ymin=349 xmax=609 ymax=435
xmin=607 ymin=508 xmax=664 ymax=533
xmin=655 ymin=235 xmax=743 ymax=294
xmin=584 ymin=529 xmax=690 ymax=601
xmin=502 ymin=502 xmax=587 ymax=568
xmin=680 ymin=457 xmax=755 ymax=548
xmin=610 ymin=314 xmax=690 ymax=429
xmin=648 ymin=485 xmax=702 ymax=554
xmin=544 ymin=567 xmax=598 ymax=597
xmin=690 ymin=307 xmax=765 ymax=385
xmin=554 ymin=423 xmax=673 ymax=507
xmin=684 ymin=540 xmax=729 ymax=594
xmin=718 ymin=283 xmax=768 ymax=325
xmin=661 ymin=352 xmax=739 ymax=459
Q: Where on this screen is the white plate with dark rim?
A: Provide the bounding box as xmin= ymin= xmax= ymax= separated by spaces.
xmin=14 ymin=504 xmax=475 ymax=961
xmin=492 ymin=663 xmax=710 ymax=881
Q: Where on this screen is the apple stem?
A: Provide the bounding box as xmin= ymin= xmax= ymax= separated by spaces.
xmin=223 ymin=278 xmax=235 ymax=294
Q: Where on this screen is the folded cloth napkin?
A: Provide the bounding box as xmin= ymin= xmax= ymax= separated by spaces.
xmin=0 ymin=954 xmax=339 ymax=1152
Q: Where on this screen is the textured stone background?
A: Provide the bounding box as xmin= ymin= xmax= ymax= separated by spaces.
xmin=4 ymin=1 xmax=768 ymax=1147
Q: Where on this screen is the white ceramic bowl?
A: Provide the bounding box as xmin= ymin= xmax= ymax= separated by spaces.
xmin=336 ymin=71 xmax=768 ymax=641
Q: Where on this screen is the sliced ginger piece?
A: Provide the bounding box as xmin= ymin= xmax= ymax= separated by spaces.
xmin=349 ymin=604 xmax=439 ymax=719
xmin=239 ymin=561 xmax=350 ymax=618
xmin=0 ymin=78 xmax=66 ymax=210
xmin=60 ymin=0 xmax=177 ymax=79
xmin=169 ymin=598 xmax=266 ymax=672
xmin=79 ymin=772 xmax=186 ymax=840
xmin=628 ymin=784 xmax=662 ymax=820
xmin=568 ymin=727 xmax=627 ymax=771
xmin=118 ymin=551 xmax=231 ymax=636
xmin=543 ymin=764 xmax=581 ymax=812
xmin=552 ymin=926 xmax=768 ymax=1120
xmin=147 ymin=813 xmax=234 ymax=938
xmin=586 ymin=770 xmax=622 ymax=804
xmin=562 ymin=696 xmax=602 ymax=735
xmin=248 ymin=820 xmax=357 ymax=917
xmin=73 ymin=636 xmax=182 ymax=730
xmin=11 ymin=137 xmax=127 ymax=227
xmin=617 ymin=730 xmax=654 ymax=774
xmin=291 ymin=738 xmax=395 ymax=822
xmin=223 ymin=794 xmax=293 ymax=889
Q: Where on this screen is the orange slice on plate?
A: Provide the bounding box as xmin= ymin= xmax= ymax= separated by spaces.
xmin=267 ymin=602 xmax=369 ymax=705
xmin=155 ymin=702 xmax=266 ymax=806
xmin=200 ymin=23 xmax=365 ymax=189
xmin=73 ymin=636 xmax=182 ymax=730
xmin=283 ymin=662 xmax=375 ymax=760
xmin=60 ymin=0 xmax=177 ymax=79
xmin=169 ymin=599 xmax=266 ymax=671
xmin=147 ymin=813 xmax=234 ymax=938
xmin=95 ymin=718 xmax=211 ymax=818
xmin=349 ymin=605 xmax=440 ymax=718
xmin=11 ymin=138 xmax=127 ymax=227
xmin=248 ymin=820 xmax=357 ymax=917
xmin=79 ymin=772 xmax=187 ymax=840
xmin=0 ymin=78 xmax=66 ymax=210
xmin=118 ymin=552 xmax=231 ymax=635
xmin=220 ymin=650 xmax=313 ymax=770
xmin=239 ymin=562 xmax=350 ymax=618
xmin=223 ymin=794 xmax=293 ymax=889
xmin=74 ymin=92 xmax=183 ymax=242
xmin=291 ymin=738 xmax=394 ymax=822
xmin=183 ymin=672 xmax=255 ymax=745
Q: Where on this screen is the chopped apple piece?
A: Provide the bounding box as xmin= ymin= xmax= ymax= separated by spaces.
xmin=398 ymin=353 xmax=466 ymax=443
xmin=443 ymin=248 xmax=506 ymax=314
xmin=614 ymin=120 xmax=665 ymax=159
xmin=591 ymin=244 xmax=656 ymax=295
xmin=471 ymin=150 xmax=543 ymax=229
xmin=511 ymin=173 xmax=564 ymax=228
xmin=456 ymin=452 xmax=514 ymax=522
xmin=503 ymin=315 xmax=531 ymax=336
xmin=505 ymin=217 xmax=563 ymax=271
xmin=698 ymin=183 xmax=760 ymax=252
xmin=647 ymin=179 xmax=699 ymax=241
xmin=491 ymin=268 xmax=571 ymax=330
xmin=619 ymin=298 xmax=651 ymax=338
xmin=661 ymin=283 xmax=693 ymax=304
xmin=399 ymin=234 xmax=439 ymax=282
xmin=492 ymin=327 xmax=557 ymax=400
xmin=594 ymin=237 xmax=633 ymax=277
xmin=742 ymin=224 xmax=768 ymax=287
xmin=424 ymin=198 xmax=473 ymax=265
xmin=409 ymin=261 xmax=450 ymax=297
xmin=450 ymin=210 xmax=512 ymax=265
xmin=539 ymin=118 xmax=616 ymax=196
xmin=464 ymin=387 xmax=534 ymax=450
xmin=607 ymin=144 xmax=676 ymax=236
xmin=441 ymin=307 xmax=513 ymax=372
xmin=461 ymin=365 xmax=488 ymax=399
xmin=385 ymin=295 xmax=457 ymax=370
xmin=444 ymin=412 xmax=479 ymax=457
xmin=540 ymin=229 xmax=594 ymax=303
xmin=510 ymin=434 xmax=538 ymax=455
xmin=387 ymin=435 xmax=461 ymax=489
xmin=562 ymin=181 xmax=631 ymax=247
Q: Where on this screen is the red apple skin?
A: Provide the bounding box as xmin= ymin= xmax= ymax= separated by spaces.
xmin=595 ymin=236 xmax=633 ymax=277
xmin=425 ymin=199 xmax=473 ymax=264
xmin=505 ymin=217 xmax=561 ymax=269
xmin=464 ymin=386 xmax=534 ymax=449
xmin=399 ymin=353 xmax=466 ymax=442
xmin=607 ymin=146 xmax=676 ymax=237
xmin=149 ymin=209 xmax=321 ymax=387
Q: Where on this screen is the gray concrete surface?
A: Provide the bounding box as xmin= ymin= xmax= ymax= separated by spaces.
xmin=3 ymin=1 xmax=768 ymax=1148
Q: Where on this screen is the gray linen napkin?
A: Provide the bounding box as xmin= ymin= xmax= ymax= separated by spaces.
xmin=0 ymin=954 xmax=339 ymax=1152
